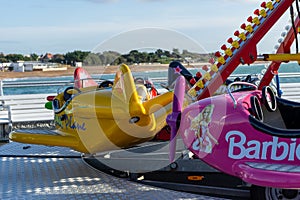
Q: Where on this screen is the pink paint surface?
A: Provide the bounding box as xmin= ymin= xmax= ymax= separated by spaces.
xmin=179 ymin=90 xmax=300 ymax=188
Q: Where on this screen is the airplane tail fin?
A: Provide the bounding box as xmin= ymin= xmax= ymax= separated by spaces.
xmin=113 ymin=64 xmax=173 ymax=124
xmin=74 ymin=67 xmax=98 ymax=88
xmin=114 ymin=64 xmax=147 ymax=116
xmin=162 ymin=61 xmax=199 ymax=90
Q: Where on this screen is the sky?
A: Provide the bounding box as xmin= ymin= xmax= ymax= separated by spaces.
xmin=0 ymin=0 xmax=295 ymax=55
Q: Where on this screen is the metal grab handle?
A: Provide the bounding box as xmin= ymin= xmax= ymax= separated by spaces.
xmin=226 ymin=81 xmax=258 ymax=108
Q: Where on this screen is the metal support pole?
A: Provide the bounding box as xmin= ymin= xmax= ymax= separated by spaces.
xmin=0 ymin=80 xmax=3 ymax=96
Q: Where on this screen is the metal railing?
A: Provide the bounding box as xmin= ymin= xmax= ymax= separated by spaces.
xmin=0 ymin=72 xmax=299 ymax=100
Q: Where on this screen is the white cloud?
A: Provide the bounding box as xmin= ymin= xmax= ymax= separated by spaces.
xmin=85 ymin=0 xmax=118 ymax=3
xmin=223 ymin=0 xmax=262 ymax=3
xmin=1 ymin=0 xmax=292 ymax=54
xmin=93 ymin=27 xmax=207 ymax=54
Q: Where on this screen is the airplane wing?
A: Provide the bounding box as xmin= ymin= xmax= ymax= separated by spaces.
xmin=9 ymin=129 xmax=88 ymax=153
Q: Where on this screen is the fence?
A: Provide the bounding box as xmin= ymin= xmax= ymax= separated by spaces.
xmin=0 ymin=73 xmax=299 ymax=141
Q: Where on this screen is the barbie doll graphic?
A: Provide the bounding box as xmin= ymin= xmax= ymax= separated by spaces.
xmin=189 ymin=104 xmax=218 ymax=153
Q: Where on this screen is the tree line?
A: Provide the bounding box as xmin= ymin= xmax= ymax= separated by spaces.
xmin=0 ymin=49 xmax=213 ymax=66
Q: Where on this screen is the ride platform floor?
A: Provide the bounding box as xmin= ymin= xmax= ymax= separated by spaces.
xmin=0 ymin=142 xmax=229 ymax=200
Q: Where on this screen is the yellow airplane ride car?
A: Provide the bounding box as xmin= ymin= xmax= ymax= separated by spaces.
xmin=9 ymin=64 xmax=173 ymax=154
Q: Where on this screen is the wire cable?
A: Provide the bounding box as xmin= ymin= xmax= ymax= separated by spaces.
xmin=296 ymin=0 xmax=300 ymax=19
xmin=290 ymin=6 xmax=299 ymax=53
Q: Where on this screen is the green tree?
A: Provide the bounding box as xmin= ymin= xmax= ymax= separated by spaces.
xmin=84 ymin=53 xmax=103 ymax=66
xmin=30 ymin=53 xmax=39 ymax=61
xmin=0 ymin=53 xmax=7 ymax=63
xmin=101 ymin=51 xmax=120 ymax=65
xmin=112 ymin=56 xmax=126 ymax=65
xmin=147 ymin=52 xmax=159 ymax=63
xmin=172 ymin=48 xmax=181 ymax=58
xmin=52 ymin=54 xmax=65 ymax=63
xmin=5 ymin=54 xmax=24 ymax=62
xmin=65 ymin=50 xmax=90 ymax=66
xmin=155 ymin=49 xmax=164 ymax=58
xmin=23 ymin=56 xmax=31 ymax=61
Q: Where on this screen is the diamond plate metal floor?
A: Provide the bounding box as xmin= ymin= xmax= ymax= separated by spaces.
xmin=0 ymin=142 xmax=80 ymax=157
xmin=0 ymin=142 xmax=228 ymax=200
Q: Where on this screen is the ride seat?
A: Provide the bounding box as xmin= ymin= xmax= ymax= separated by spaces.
xmin=260 ymin=86 xmax=286 ymax=129
xmin=277 ymin=97 xmax=300 ymax=129
xmin=261 ymin=104 xmax=286 ymax=129
xmin=136 ymin=84 xmax=150 ymax=102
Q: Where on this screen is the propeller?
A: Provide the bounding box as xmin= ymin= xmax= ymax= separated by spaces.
xmin=166 ymin=76 xmax=186 ymax=162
